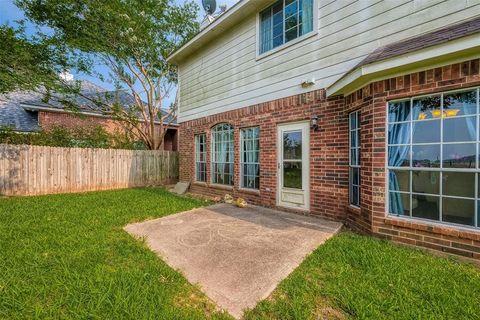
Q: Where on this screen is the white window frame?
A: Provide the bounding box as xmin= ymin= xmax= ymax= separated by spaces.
xmin=240 ymin=126 xmax=260 ymax=190
xmin=386 ymin=87 xmax=480 ymax=230
xmin=349 ymin=111 xmax=361 ymax=207
xmin=211 ymin=123 xmax=234 ymax=186
xmin=255 ymin=0 xmax=318 ymax=60
xmin=195 ymin=134 xmax=207 ymax=182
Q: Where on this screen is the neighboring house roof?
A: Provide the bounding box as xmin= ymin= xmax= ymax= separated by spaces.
xmin=0 ymin=80 xmax=177 ymax=132
xmin=328 ymin=16 xmax=480 ymax=96
xmin=0 ymin=92 xmax=41 ymax=132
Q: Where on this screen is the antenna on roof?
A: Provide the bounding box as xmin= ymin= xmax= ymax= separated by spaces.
xmin=202 ymin=0 xmax=217 ymax=15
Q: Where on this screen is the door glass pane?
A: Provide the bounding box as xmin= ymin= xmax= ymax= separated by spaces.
xmin=442 ymin=143 xmax=476 ymax=168
xmin=283 ymin=131 xmax=302 ymax=160
xmin=412 ymin=144 xmax=440 ymax=167
xmin=412 ymin=194 xmax=440 ymax=221
xmin=443 ymin=197 xmax=475 ymax=226
xmin=283 ymin=162 xmax=302 ymax=189
xmin=442 ymin=172 xmax=475 ymax=198
xmin=412 ymin=171 xmax=440 ymax=195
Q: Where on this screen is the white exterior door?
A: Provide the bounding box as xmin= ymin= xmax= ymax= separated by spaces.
xmin=277 ymin=122 xmax=310 ymax=211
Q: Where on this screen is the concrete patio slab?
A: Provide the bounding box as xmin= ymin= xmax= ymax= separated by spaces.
xmin=124 ymin=203 xmax=342 ymax=318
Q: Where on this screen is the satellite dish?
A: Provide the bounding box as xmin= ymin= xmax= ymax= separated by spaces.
xmin=202 ymin=0 xmax=217 ymax=15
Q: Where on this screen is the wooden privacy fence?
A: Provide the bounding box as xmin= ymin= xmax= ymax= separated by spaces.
xmin=0 ymin=144 xmax=179 ymax=196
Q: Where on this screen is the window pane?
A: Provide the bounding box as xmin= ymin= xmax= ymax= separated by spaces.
xmin=442 ymin=172 xmax=475 ymax=198
xmin=412 ymin=120 xmax=440 ymax=143
xmin=389 ymin=192 xmax=410 ymax=216
xmin=412 ymin=171 xmax=440 ymax=195
xmin=412 ymin=194 xmax=440 ymax=221
xmin=443 ymin=90 xmax=477 ymax=116
xmin=285 ymin=26 xmax=298 ymax=42
xmin=350 ymin=112 xmax=357 ymax=129
xmin=283 ymin=131 xmax=302 ymax=160
xmin=442 ymin=143 xmax=476 ymax=169
xmin=351 ymin=167 xmax=360 ymax=186
xmin=389 ymin=100 xmax=410 ymax=122
xmin=388 ymin=123 xmax=410 ymax=145
xmin=388 ymin=146 xmax=410 ymax=167
xmin=351 ymin=185 xmax=359 ymax=206
xmin=284 ymin=162 xmax=302 ymax=189
xmin=389 ymin=170 xmax=409 ymax=192
xmin=443 ymin=197 xmax=475 ymax=226
xmin=412 ymin=144 xmax=440 ymax=168
xmin=443 ymin=116 xmax=477 ymax=142
xmin=413 ymin=95 xmax=441 ymax=120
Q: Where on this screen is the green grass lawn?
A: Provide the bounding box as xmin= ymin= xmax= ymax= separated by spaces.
xmin=0 ymin=187 xmax=231 ymax=320
xmin=1 ymin=188 xmax=479 ymax=319
xmin=246 ymin=233 xmax=480 ymax=320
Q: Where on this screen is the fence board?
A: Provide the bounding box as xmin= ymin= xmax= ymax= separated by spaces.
xmin=0 ymin=144 xmax=178 ymax=196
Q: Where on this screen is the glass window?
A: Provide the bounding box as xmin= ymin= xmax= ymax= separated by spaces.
xmin=349 ymin=111 xmax=360 ymax=206
xmin=211 ymin=124 xmax=234 ymax=185
xmin=259 ymin=0 xmax=314 ymax=54
xmin=195 ymin=134 xmax=207 ymax=182
xmin=241 ymin=127 xmax=260 ymax=190
xmin=387 ymin=88 xmax=480 ymax=229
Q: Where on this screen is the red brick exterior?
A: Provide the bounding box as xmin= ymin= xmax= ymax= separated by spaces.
xmin=38 ymin=110 xmax=178 ymax=151
xmin=179 ymin=58 xmax=480 ymax=259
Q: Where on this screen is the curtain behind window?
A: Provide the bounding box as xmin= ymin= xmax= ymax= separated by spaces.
xmin=301 ymin=0 xmax=314 ymax=35
xmin=260 ymin=11 xmax=272 ymax=54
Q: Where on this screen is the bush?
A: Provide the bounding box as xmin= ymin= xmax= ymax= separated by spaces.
xmin=0 ymin=125 xmax=145 ymax=149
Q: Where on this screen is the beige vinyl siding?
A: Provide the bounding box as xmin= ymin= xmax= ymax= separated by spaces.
xmin=178 ymin=0 xmax=480 ymax=123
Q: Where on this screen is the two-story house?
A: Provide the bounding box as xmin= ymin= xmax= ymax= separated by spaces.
xmin=168 ymin=0 xmax=480 ymax=259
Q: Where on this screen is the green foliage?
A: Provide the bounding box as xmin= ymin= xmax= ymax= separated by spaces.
xmin=245 ymin=232 xmax=480 ymax=320
xmin=14 ymin=0 xmax=200 ymax=149
xmin=0 ymin=125 xmax=144 ymax=149
xmin=0 ymin=187 xmax=229 ymax=319
xmin=0 ymin=25 xmax=69 ymax=93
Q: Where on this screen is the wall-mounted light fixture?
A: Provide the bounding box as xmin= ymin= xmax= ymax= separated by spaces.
xmin=311 ymin=115 xmax=319 ymax=131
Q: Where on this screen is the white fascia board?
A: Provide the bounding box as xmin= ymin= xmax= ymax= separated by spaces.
xmin=327 ymin=33 xmax=480 ymax=97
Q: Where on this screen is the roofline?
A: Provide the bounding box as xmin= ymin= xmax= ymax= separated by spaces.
xmin=327 ymin=33 xmax=480 ymax=97
xmin=167 ymin=0 xmax=248 ymax=64
xmin=20 ymin=104 xmax=179 ymax=127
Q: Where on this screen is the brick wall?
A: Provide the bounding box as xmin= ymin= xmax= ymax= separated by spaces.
xmin=346 ymin=58 xmax=480 ymax=259
xmin=179 ymin=58 xmax=480 ymax=259
xmin=38 ymin=110 xmax=178 ymax=151
xmin=179 ymin=90 xmax=349 ymax=220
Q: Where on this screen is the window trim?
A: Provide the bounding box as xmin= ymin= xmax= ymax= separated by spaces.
xmin=255 ymin=0 xmax=318 ymax=60
xmin=240 ymin=126 xmax=260 ymax=190
xmin=349 ymin=111 xmax=361 ymax=208
xmin=194 ymin=133 xmax=207 ymax=183
xmin=210 ymin=123 xmax=235 ymax=186
xmin=385 ymin=86 xmax=480 ymax=230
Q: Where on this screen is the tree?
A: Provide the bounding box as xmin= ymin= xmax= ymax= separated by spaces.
xmin=0 ymin=25 xmax=68 ymax=93
xmin=16 ymin=0 xmax=199 ymax=150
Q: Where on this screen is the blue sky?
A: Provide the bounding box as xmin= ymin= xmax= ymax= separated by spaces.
xmin=0 ymin=0 xmax=239 ymax=106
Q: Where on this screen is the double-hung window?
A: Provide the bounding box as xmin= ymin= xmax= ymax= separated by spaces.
xmin=195 ymin=134 xmax=207 ymax=182
xmin=349 ymin=111 xmax=361 ymax=206
xmin=211 ymin=123 xmax=234 ymax=185
xmin=259 ymin=0 xmax=314 ymax=55
xmin=387 ymin=88 xmax=479 ymax=229
xmin=240 ymin=127 xmax=260 ymax=189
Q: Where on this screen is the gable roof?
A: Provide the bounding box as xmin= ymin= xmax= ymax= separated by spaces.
xmin=328 ymin=16 xmax=480 ymax=96
xmin=168 ymin=0 xmax=272 ymax=64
